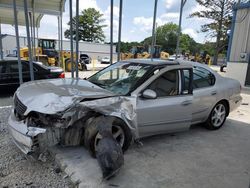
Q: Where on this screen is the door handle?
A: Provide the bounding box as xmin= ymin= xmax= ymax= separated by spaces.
xmin=211 ymin=91 xmax=217 ymax=95
xmin=181 ymin=100 xmax=192 ymax=106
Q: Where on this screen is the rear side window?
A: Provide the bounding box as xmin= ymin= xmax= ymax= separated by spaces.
xmin=8 ymin=61 xmax=30 ymax=73
xmin=193 ymin=66 xmax=215 ymax=89
xmin=183 ymin=66 xmax=215 ymax=89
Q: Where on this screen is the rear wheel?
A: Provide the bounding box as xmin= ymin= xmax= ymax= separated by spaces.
xmin=65 ymin=59 xmax=73 ymax=72
xmin=79 ymin=62 xmax=87 ymax=71
xmin=206 ymin=101 xmax=228 ymax=130
xmin=84 ymin=116 xmax=132 ymax=157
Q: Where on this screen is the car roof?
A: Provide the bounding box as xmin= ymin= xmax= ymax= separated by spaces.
xmin=121 ymin=58 xmax=179 ymax=66
xmin=120 ymin=59 xmax=216 ymax=71
xmin=0 ymin=59 xmax=26 ymax=63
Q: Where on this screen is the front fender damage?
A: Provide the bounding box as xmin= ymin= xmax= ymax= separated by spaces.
xmin=57 ymin=95 xmax=138 ymax=137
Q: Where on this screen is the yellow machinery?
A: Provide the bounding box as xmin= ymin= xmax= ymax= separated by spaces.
xmin=19 ymin=39 xmax=84 ymax=71
xmin=189 ymin=52 xmax=211 ymax=65
xmin=121 ymin=45 xmax=169 ymax=60
xmin=19 ymin=39 xmax=58 ymax=66
xmin=37 ymin=39 xmax=58 ymax=66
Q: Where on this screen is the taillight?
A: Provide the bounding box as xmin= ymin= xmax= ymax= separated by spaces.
xmin=59 ymin=72 xmax=65 ymax=78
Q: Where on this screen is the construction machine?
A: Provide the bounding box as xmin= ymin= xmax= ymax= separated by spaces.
xmin=19 ymin=39 xmax=87 ymax=72
xmin=148 ymin=45 xmax=170 ymax=59
xmin=189 ymin=51 xmax=211 ymax=65
xmin=19 ymin=39 xmax=58 ymax=66
xmin=121 ymin=45 xmax=169 ymax=60
xmin=37 ymin=39 xmax=58 ymax=66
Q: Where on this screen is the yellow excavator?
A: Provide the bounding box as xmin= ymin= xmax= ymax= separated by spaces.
xmin=19 ymin=39 xmax=87 ymax=72
xmin=121 ymin=45 xmax=169 ymax=60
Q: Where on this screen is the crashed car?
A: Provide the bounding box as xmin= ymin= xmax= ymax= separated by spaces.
xmin=8 ymin=59 xmax=242 ymax=156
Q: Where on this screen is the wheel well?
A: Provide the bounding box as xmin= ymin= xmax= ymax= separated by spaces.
xmin=218 ymin=99 xmax=230 ymax=116
xmin=83 ymin=114 xmax=132 ymax=135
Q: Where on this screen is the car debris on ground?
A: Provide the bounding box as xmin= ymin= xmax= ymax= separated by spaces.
xmin=0 ymin=107 xmax=73 ymax=188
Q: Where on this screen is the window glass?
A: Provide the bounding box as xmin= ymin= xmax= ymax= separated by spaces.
xmin=183 ymin=69 xmax=191 ymax=93
xmin=9 ymin=61 xmax=30 ymax=73
xmin=148 ymin=70 xmax=179 ymax=97
xmin=184 ymin=66 xmax=215 ymax=89
xmin=193 ymin=66 xmax=215 ymax=88
xmin=88 ymin=62 xmax=152 ymax=95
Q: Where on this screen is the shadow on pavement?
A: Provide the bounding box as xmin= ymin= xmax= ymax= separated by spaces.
xmin=51 ymin=118 xmax=250 ymax=188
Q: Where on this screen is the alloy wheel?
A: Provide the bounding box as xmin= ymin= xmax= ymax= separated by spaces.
xmin=211 ymin=103 xmax=226 ymax=127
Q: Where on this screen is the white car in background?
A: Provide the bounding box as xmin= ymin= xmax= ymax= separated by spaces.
xmin=100 ymin=56 xmax=110 ymax=64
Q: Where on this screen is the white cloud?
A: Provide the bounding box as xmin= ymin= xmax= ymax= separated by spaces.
xmin=79 ymin=0 xmax=100 ymax=12
xmin=160 ymin=12 xmax=179 ymax=19
xmin=165 ymin=0 xmax=180 ymax=11
xmin=182 ymin=28 xmax=198 ymax=39
xmin=133 ymin=12 xmax=180 ymax=35
xmin=134 ymin=16 xmax=164 ymax=33
xmin=102 ymin=5 xmax=120 ymax=42
xmin=165 ymin=0 xmax=175 ymax=9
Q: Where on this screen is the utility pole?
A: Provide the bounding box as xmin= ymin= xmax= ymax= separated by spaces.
xmin=176 ymin=0 xmax=187 ymax=59
xmin=151 ymin=0 xmax=158 ymax=60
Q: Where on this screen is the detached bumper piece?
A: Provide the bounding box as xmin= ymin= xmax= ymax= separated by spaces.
xmin=8 ymin=110 xmax=46 ymax=154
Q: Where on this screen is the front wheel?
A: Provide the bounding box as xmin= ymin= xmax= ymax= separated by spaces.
xmin=206 ymin=102 xmax=228 ymax=130
xmin=84 ymin=117 xmax=132 ymax=157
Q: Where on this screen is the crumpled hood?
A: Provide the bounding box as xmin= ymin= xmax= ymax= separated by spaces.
xmin=15 ymin=78 xmax=115 ymax=115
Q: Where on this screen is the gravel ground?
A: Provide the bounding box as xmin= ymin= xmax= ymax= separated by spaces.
xmin=0 ymin=107 xmax=74 ymax=188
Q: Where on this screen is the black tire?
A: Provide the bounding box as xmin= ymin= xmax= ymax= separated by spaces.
xmin=220 ymin=66 xmax=225 ymax=72
xmin=205 ymin=101 xmax=228 ymax=130
xmin=80 ymin=63 xmax=87 ymax=71
xmin=84 ymin=116 xmax=132 ymax=157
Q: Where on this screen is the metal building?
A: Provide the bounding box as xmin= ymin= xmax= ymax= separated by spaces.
xmin=1 ymin=34 xmax=117 ymax=60
xmin=226 ymin=2 xmax=250 ymax=87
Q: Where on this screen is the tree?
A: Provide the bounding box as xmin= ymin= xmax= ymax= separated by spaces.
xmin=190 ymin=0 xmax=235 ymax=64
xmin=142 ymin=23 xmax=199 ymax=54
xmin=180 ymin=34 xmax=197 ymax=54
xmin=64 ymin=8 xmax=106 ymax=42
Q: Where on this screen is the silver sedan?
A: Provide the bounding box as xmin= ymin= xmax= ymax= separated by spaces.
xmin=8 ymin=59 xmax=242 ymax=156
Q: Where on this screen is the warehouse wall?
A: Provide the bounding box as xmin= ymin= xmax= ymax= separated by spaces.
xmin=226 ymin=3 xmax=250 ymax=87
xmin=1 ymin=35 xmax=117 ymax=60
xmin=229 ymin=8 xmax=250 ymax=62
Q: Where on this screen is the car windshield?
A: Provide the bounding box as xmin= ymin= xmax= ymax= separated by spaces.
xmin=88 ymin=62 xmax=152 ymax=95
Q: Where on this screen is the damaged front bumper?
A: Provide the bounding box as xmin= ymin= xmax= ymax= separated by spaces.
xmin=8 ymin=110 xmax=46 ymax=154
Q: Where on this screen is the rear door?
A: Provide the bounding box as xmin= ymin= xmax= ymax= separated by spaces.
xmin=135 ymin=67 xmax=193 ymax=137
xmin=190 ymin=66 xmax=217 ymax=123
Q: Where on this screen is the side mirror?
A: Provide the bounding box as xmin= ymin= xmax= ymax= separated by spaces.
xmin=142 ymin=89 xmax=157 ymax=99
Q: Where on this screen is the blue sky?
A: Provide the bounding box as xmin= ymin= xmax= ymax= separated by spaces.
xmin=1 ymin=0 xmax=213 ymax=44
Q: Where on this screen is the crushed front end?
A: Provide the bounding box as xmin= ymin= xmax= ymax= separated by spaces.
xmin=8 ymin=94 xmax=87 ymax=155
xmin=8 ymin=95 xmax=46 ymax=154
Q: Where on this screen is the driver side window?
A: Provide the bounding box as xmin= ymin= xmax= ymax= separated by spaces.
xmin=147 ymin=70 xmax=179 ymax=97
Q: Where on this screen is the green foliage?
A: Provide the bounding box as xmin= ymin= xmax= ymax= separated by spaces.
xmin=141 ymin=23 xmax=200 ymax=55
xmin=64 ymin=8 xmax=106 ymax=42
xmin=189 ymin=0 xmax=235 ymax=63
xmin=117 ymin=23 xmax=215 ymax=56
xmin=141 ymin=23 xmax=179 ymax=54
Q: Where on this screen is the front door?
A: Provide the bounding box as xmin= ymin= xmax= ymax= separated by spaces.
xmin=136 ymin=68 xmax=193 ymax=137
